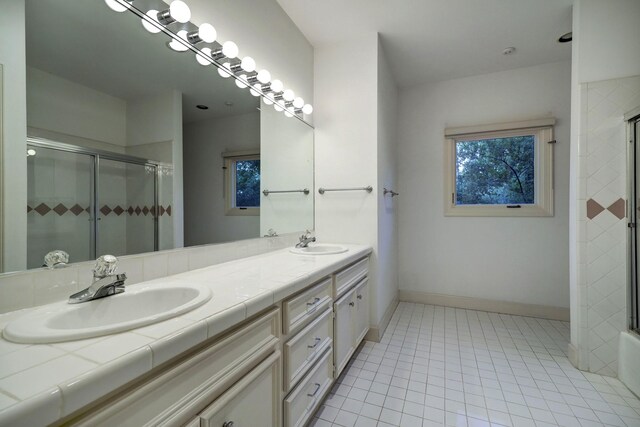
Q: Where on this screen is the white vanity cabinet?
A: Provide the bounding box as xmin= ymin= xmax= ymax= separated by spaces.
xmin=333 ymin=258 xmax=370 ymax=378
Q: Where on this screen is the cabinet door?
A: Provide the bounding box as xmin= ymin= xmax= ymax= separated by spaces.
xmin=354 ymin=278 xmax=369 ymax=345
xmin=199 ymin=351 xmax=281 ymax=427
xmin=333 ymin=287 xmax=356 ymax=377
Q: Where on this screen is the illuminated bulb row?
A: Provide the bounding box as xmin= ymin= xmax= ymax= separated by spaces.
xmin=105 ymin=0 xmax=313 ymax=117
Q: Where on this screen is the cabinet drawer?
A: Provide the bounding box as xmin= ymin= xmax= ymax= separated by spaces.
xmin=283 ymin=308 xmax=333 ymax=392
xmin=334 ymin=257 xmax=368 ymax=298
xmin=284 ymin=348 xmax=333 ymax=427
xmin=72 ymin=309 xmax=280 ymax=427
xmin=283 ymin=277 xmax=332 ymax=335
xmin=199 ymin=351 xmax=281 ymax=427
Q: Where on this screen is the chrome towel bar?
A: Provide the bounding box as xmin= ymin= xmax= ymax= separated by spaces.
xmin=262 ymin=188 xmax=310 ymax=196
xmin=318 ymin=186 xmax=373 ymax=195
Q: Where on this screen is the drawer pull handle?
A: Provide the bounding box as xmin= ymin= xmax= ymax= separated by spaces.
xmin=349 ymin=302 xmax=355 ymax=307
xmin=308 ymin=337 xmax=322 ymax=349
xmin=306 ymin=297 xmax=321 ymax=306
xmin=307 ymin=382 xmax=321 ymax=398
xmin=223 ymin=422 xmax=234 ymax=427
xmin=357 ymin=295 xmax=363 ymax=300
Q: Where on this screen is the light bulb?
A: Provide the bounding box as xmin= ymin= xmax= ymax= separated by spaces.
xmin=222 ymin=41 xmax=239 ymax=59
xmin=283 ymin=89 xmax=295 ymax=102
xmin=169 ymin=0 xmax=191 ymax=23
xmin=142 ymin=10 xmax=162 ymax=33
xmin=302 ymin=104 xmax=313 ymax=115
xmin=235 ymin=75 xmax=248 ymax=89
xmin=169 ymin=30 xmax=189 ymax=51
xmin=250 ymin=84 xmax=262 ymax=97
xmin=263 ymin=96 xmax=274 ymax=105
xmin=197 ymin=48 xmax=212 ymax=66
xmin=274 ymin=103 xmax=284 ymax=112
xmin=218 ymin=62 xmax=232 ymax=78
xmin=241 ymin=56 xmax=256 ymax=73
xmin=257 ymin=69 xmax=271 ymax=84
xmin=284 ymin=111 xmax=293 ymax=118
xmin=270 ymin=79 xmax=283 ymax=93
xmin=293 ymin=97 xmax=304 ymax=109
xmin=198 ymin=23 xmax=217 ymax=43
xmin=105 ymin=0 xmax=131 ymax=12
xmin=27 ymin=148 xmax=37 ymax=156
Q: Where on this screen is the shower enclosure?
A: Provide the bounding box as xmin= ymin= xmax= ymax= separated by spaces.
xmin=26 ymin=138 xmax=162 ymax=269
xmin=629 ymin=114 xmax=640 ymax=332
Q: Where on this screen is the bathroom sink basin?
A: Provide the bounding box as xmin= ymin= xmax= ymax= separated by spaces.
xmin=290 ymin=244 xmax=348 ymax=255
xmin=3 ymin=283 xmax=212 ymax=344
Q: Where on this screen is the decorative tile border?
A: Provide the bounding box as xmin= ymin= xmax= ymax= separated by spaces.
xmin=586 ymin=198 xmax=625 ymax=220
xmin=27 ymin=203 xmax=172 ymax=217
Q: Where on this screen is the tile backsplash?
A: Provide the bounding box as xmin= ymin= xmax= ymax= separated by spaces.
xmin=0 ymin=233 xmax=300 ymax=314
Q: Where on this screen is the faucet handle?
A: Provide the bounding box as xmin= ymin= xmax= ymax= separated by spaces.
xmin=44 ymin=250 xmax=69 ymax=269
xmin=93 ymin=255 xmax=118 ymax=279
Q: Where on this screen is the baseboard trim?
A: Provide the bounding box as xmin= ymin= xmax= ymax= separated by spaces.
xmin=398 ymin=290 xmax=569 ymax=321
xmin=365 ymin=296 xmax=399 ymax=342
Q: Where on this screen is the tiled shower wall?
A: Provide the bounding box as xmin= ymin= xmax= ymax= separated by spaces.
xmin=577 ymin=75 xmax=640 ymax=376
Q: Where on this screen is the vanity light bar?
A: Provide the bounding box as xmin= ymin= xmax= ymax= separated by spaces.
xmin=104 ymin=0 xmax=313 ymax=120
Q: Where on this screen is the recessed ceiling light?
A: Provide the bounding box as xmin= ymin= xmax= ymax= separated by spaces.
xmin=558 ymin=32 xmax=572 ymax=43
xmin=196 ymin=104 xmax=209 ymax=110
xmin=224 ymin=101 xmax=234 ymax=107
xmin=502 ymin=47 xmax=516 ymax=55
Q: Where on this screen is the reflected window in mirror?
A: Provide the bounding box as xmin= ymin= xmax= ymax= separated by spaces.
xmin=225 ymin=154 xmax=260 ymax=216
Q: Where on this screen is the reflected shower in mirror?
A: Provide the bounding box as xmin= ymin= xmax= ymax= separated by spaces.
xmin=8 ymin=0 xmax=314 ymax=272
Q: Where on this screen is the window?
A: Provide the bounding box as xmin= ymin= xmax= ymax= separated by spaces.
xmin=224 ymin=153 xmax=260 ymax=216
xmin=444 ymin=119 xmax=554 ymax=217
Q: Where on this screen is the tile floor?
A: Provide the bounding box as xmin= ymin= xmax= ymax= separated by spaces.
xmin=310 ymin=302 xmax=640 ymax=427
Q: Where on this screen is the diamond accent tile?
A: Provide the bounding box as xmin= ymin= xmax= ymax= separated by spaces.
xmin=34 ymin=203 xmax=51 ymax=216
xmin=113 ymin=205 xmax=124 ymax=216
xmin=100 ymin=205 xmax=112 ymax=216
xmin=159 ymin=206 xmax=165 ymax=216
xmin=127 ymin=207 xmax=134 ymax=215
xmin=134 ymin=206 xmax=141 ymax=216
xmin=27 ymin=205 xmax=33 ymax=213
xmin=586 ymin=199 xmax=605 ymax=219
xmin=69 ymin=204 xmax=85 ymax=216
xmin=607 ymin=198 xmax=625 ymax=220
xmin=166 ymin=205 xmax=172 ymax=216
xmin=53 ymin=203 xmax=68 ymax=216
xmin=142 ymin=206 xmax=149 ymax=216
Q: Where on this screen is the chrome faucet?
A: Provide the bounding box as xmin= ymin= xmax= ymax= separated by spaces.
xmin=295 ymin=230 xmax=316 ymax=248
xmin=68 ymin=255 xmax=126 ymax=304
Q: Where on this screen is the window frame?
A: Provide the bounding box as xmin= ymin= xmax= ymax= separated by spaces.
xmin=444 ymin=120 xmax=554 ymax=217
xmin=224 ymin=153 xmax=260 ymax=216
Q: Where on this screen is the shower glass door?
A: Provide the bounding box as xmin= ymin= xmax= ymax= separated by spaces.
xmin=633 ymin=117 xmax=640 ymax=332
xmin=26 ymin=145 xmax=94 ymax=268
xmin=97 ymin=159 xmax=157 ymax=257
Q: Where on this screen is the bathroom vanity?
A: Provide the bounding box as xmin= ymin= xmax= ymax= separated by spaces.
xmin=0 ymin=245 xmax=371 ymax=427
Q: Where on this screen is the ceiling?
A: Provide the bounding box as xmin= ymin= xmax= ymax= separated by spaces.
xmin=26 ymin=0 xmax=258 ymax=123
xmin=276 ymin=0 xmax=573 ymax=87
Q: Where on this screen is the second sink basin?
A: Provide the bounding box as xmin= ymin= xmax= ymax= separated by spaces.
xmin=290 ymin=244 xmax=348 ymax=255
xmin=3 ymin=283 xmax=212 ymax=344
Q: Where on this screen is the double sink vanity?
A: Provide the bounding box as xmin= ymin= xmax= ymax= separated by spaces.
xmin=0 ymin=243 xmax=372 ymax=426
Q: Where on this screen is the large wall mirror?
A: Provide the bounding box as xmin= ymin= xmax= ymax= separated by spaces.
xmin=2 ymin=0 xmax=314 ymax=272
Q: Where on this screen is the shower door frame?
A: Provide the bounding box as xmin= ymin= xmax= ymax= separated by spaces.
xmin=27 ymin=137 xmax=160 ymax=260
xmin=628 ymin=109 xmax=640 ymax=332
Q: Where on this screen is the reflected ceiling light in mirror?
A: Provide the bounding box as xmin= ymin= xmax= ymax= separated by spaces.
xmin=235 ymin=76 xmax=248 ymax=89
xmin=221 ymin=41 xmax=239 ymax=59
xmin=217 ymin=62 xmax=233 ymax=78
xmin=26 ymin=149 xmax=37 ymax=157
xmin=187 ymin=23 xmax=217 ymax=44
xmin=282 ymin=89 xmax=295 ymax=102
xmin=196 ymin=47 xmax=213 ymax=66
xmin=270 ymin=79 xmax=283 ymax=93
xmin=168 ymin=30 xmax=189 ymax=51
xmin=157 ymin=0 xmax=191 ymax=25
xmin=257 ymin=69 xmax=271 ymax=85
xmin=241 ymin=57 xmax=256 ymax=73
xmin=142 ymin=10 xmax=162 ymax=33
xmin=284 ymin=111 xmax=293 ymax=118
xmin=250 ymin=84 xmax=262 ymax=97
xmin=293 ymin=97 xmax=304 ymax=109
xmin=302 ymin=104 xmax=313 ymax=115
xmin=105 ymin=0 xmax=132 ymax=13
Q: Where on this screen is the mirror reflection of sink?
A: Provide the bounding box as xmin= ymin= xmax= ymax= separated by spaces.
xmin=290 ymin=244 xmax=348 ymax=255
xmin=3 ymin=283 xmax=212 ymax=344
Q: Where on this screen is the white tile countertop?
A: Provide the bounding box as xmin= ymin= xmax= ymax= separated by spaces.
xmin=0 ymin=244 xmax=372 ymax=426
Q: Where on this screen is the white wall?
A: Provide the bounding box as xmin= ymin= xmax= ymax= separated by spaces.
xmin=376 ymin=40 xmax=399 ymax=326
xmin=260 ymin=101 xmax=314 ymax=237
xmin=183 ymin=112 xmax=260 ymax=246
xmin=397 ymin=61 xmax=571 ymax=309
xmin=27 ymin=67 xmax=127 ymax=146
xmin=0 ymin=0 xmax=27 ymax=272
xmin=126 ymin=91 xmax=176 ymax=147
